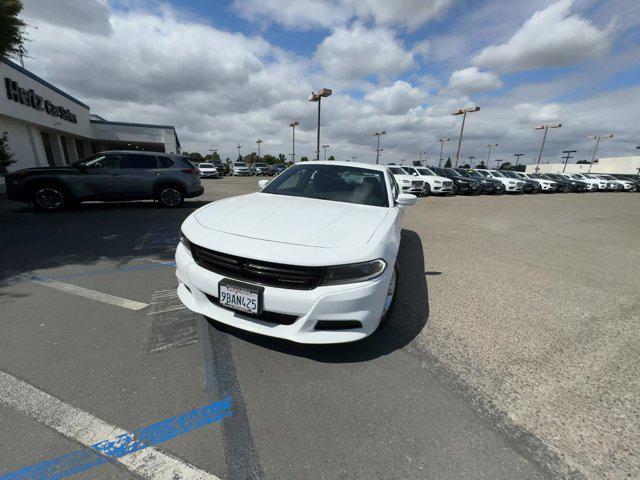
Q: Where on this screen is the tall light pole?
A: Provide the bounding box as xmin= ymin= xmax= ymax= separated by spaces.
xmin=309 ymin=88 xmax=332 ymax=160
xmin=438 ymin=138 xmax=450 ymax=167
xmin=351 ymin=156 xmax=357 ymax=162
xmin=256 ymin=139 xmax=262 ymax=159
xmin=534 ymin=123 xmax=562 ymax=173
xmin=209 ymin=147 xmax=217 ymax=159
xmin=468 ymin=156 xmax=475 ymax=167
xmin=322 ymin=144 xmax=330 ymax=160
xmin=514 ymin=153 xmax=524 ymax=166
xmin=562 ymin=150 xmax=576 ymax=172
xmin=236 ymin=144 xmax=241 ymax=161
xmin=587 ymin=134 xmax=613 ymax=173
xmin=495 ymin=159 xmax=503 ymax=169
xmin=289 ymin=121 xmax=299 ymax=164
xmin=452 ymin=106 xmax=480 ymax=166
xmin=486 ymin=143 xmax=498 ymax=167
xmin=373 ymin=131 xmax=386 ymax=164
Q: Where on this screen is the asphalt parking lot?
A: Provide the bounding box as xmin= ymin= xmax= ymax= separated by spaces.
xmin=0 ymin=177 xmax=637 ymax=480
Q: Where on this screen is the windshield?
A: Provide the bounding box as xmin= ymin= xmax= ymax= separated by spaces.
xmin=416 ymin=167 xmax=435 ymax=175
xmin=199 ymin=163 xmax=213 ymax=168
xmin=490 ymin=171 xmax=506 ymax=178
xmin=402 ymin=167 xmax=419 ymax=175
xmin=234 ymin=162 xmax=247 ymax=167
xmin=600 ymin=175 xmax=615 ymax=180
xmin=261 ymin=164 xmax=389 ymax=207
xmin=253 ymin=163 xmax=268 ymax=168
xmin=388 ymin=166 xmax=407 ymax=175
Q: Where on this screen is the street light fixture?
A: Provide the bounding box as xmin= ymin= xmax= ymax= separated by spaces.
xmin=452 ymin=106 xmax=480 ymax=166
xmin=494 ymin=159 xmax=503 ymax=169
xmin=289 ymin=121 xmax=299 ymax=164
xmin=373 ymin=131 xmax=386 ymax=164
xmin=534 ymin=123 xmax=562 ymax=172
xmin=322 ymin=144 xmax=330 ymax=160
xmin=486 ymin=143 xmax=498 ymax=166
xmin=309 ymin=88 xmax=332 ymax=160
xmin=236 ymin=144 xmax=241 ymax=161
xmin=351 ymin=156 xmax=357 ymax=162
xmin=561 ymin=150 xmax=577 ymax=172
xmin=514 ymin=153 xmax=524 ymax=166
xmin=256 ymin=139 xmax=262 ymax=159
xmin=437 ymin=138 xmax=450 ymax=167
xmin=209 ymin=147 xmax=217 ymax=159
xmin=586 ymin=134 xmax=613 ymax=173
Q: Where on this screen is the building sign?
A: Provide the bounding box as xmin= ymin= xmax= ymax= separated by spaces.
xmin=4 ymin=77 xmax=77 ymax=124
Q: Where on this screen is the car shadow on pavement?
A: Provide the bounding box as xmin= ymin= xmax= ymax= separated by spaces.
xmin=208 ymin=229 xmax=430 ymax=362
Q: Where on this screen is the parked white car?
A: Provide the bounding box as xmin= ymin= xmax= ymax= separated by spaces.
xmin=554 ymin=173 xmax=597 ymax=191
xmin=401 ymin=166 xmax=453 ymax=195
xmin=176 ymin=161 xmax=416 ymax=344
xmin=387 ymin=166 xmax=425 ymax=195
xmin=519 ymin=173 xmax=558 ymax=191
xmin=232 ymin=162 xmax=252 ymax=176
xmin=569 ymin=173 xmax=608 ymax=190
xmin=476 ymin=169 xmax=524 ymax=192
xmin=592 ymin=174 xmax=634 ymax=191
xmin=198 ymin=163 xmax=220 ymax=178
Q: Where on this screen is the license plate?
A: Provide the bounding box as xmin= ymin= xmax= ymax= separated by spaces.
xmin=218 ymin=280 xmax=263 ymax=315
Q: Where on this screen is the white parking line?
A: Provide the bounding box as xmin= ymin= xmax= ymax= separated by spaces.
xmin=28 ymin=276 xmax=149 ymax=311
xmin=0 ymin=370 xmax=221 ymax=480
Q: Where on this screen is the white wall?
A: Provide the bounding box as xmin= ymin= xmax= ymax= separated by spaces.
xmin=525 ymin=156 xmax=640 ymax=174
xmin=0 ymin=115 xmax=44 ymax=171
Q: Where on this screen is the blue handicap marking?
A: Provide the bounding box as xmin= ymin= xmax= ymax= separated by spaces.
xmin=0 ymin=397 xmax=233 ymax=480
xmin=135 ymin=229 xmax=180 ymax=251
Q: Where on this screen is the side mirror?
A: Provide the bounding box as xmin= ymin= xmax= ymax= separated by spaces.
xmin=76 ymin=162 xmax=87 ymax=170
xmin=396 ymin=193 xmax=417 ymax=206
xmin=258 ymin=179 xmax=269 ymax=189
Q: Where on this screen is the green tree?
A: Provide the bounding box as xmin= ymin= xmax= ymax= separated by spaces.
xmin=498 ymin=161 xmax=513 ymax=170
xmin=460 ymin=163 xmax=470 ymax=169
xmin=476 ymin=162 xmax=486 ymax=169
xmin=444 ymin=157 xmax=452 ymax=168
xmin=0 ymin=0 xmax=27 ymax=60
xmin=278 ymin=153 xmax=287 ymax=163
xmin=204 ymin=151 xmax=221 ymax=162
xmin=243 ymin=152 xmax=258 ymax=164
xmin=511 ymin=164 xmax=526 ymax=172
xmin=0 ymin=131 xmax=15 ymax=175
xmin=576 ymin=160 xmax=590 ymax=164
xmin=188 ymin=152 xmax=204 ymax=163
xmin=328 ymin=155 xmax=335 ymax=161
xmin=262 ymin=154 xmax=277 ymax=164
xmin=300 ymin=156 xmax=309 ymax=162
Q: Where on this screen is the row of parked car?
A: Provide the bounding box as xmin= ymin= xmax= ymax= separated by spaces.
xmin=197 ymin=160 xmax=288 ymax=178
xmin=386 ymin=165 xmax=640 ymax=196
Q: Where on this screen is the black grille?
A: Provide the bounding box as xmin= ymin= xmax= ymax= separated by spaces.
xmin=191 ymin=244 xmax=325 ymax=290
xmin=205 ymin=294 xmax=298 ymax=325
xmin=314 ymin=320 xmax=363 ymax=330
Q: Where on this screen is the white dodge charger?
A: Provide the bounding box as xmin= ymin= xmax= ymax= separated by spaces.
xmin=175 ymin=161 xmax=417 ymax=344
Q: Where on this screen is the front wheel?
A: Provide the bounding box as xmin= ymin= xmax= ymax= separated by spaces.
xmin=32 ymin=184 xmax=69 ymax=212
xmin=423 ymin=184 xmax=431 ymax=197
xmin=157 ymin=185 xmax=184 ymax=208
xmin=379 ymin=264 xmax=398 ymax=326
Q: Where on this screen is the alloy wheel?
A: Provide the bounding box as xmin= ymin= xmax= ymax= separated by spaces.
xmin=160 ymin=187 xmax=182 ymax=207
xmin=35 ymin=187 xmax=65 ymax=210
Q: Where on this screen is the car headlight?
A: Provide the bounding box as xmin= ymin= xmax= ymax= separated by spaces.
xmin=458 ymin=180 xmax=468 ymax=184
xmin=179 ymin=230 xmax=192 ymax=254
xmin=401 ymin=179 xmax=410 ymax=184
xmin=322 ymin=259 xmax=387 ymax=285
xmin=508 ymin=181 xmax=516 ymax=185
xmin=434 ymin=180 xmax=442 ymax=184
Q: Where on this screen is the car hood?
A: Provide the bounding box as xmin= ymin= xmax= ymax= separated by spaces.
xmin=423 ymin=175 xmax=452 ymax=183
xmin=194 ymin=193 xmax=389 ymax=248
xmin=393 ymin=174 xmax=420 ymax=182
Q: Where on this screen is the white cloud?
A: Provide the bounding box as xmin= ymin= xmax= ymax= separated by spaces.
xmin=513 ymin=103 xmax=561 ymax=124
xmin=446 ymin=67 xmax=503 ymax=94
xmin=364 ymin=81 xmax=425 ymax=115
xmin=316 ymin=24 xmax=414 ymax=80
xmin=22 ymin=0 xmax=112 ymax=35
xmin=232 ymin=0 xmax=453 ymax=30
xmin=473 ymin=0 xmax=612 ymax=72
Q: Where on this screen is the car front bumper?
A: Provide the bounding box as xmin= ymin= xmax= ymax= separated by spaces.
xmin=174 ymin=243 xmax=392 ymax=344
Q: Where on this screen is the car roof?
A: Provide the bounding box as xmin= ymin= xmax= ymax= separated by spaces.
xmin=298 ymin=161 xmax=391 ymax=172
xmin=97 ymin=150 xmax=178 ymax=156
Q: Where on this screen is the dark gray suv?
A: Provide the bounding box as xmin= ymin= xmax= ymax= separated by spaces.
xmin=5 ymin=151 xmax=204 ymax=211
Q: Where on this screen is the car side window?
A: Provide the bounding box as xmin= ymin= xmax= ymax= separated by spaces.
xmin=86 ymin=154 xmax=121 ymax=169
xmin=120 ymin=154 xmax=158 ymax=169
xmin=157 ymin=156 xmax=175 ymax=168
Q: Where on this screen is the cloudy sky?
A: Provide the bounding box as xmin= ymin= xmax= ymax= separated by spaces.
xmin=18 ymin=0 xmax=640 ymax=165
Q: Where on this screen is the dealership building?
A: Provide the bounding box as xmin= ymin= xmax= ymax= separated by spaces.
xmin=525 ymin=156 xmax=640 ymax=175
xmin=0 ymin=58 xmax=181 ymax=174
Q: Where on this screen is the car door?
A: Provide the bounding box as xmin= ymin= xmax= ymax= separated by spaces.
xmin=79 ymin=153 xmax=127 ymax=199
xmin=117 ymin=154 xmax=160 ymax=198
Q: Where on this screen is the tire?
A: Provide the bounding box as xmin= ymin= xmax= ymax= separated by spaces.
xmin=379 ymin=263 xmax=399 ymax=326
xmin=156 ymin=184 xmax=184 ymax=208
xmin=31 ymin=184 xmax=69 ymax=212
xmin=423 ymin=184 xmax=431 ymax=197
